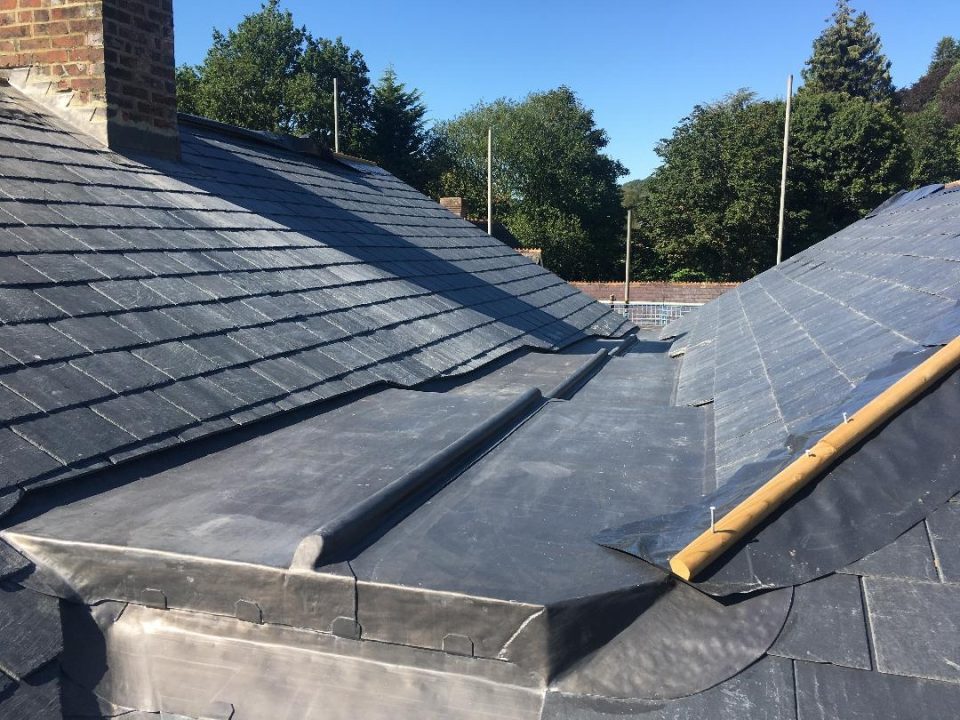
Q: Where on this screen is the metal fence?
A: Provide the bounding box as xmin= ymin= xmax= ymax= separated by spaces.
xmin=601 ymin=301 xmax=701 ymax=328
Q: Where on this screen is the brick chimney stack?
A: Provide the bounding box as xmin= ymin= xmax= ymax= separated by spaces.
xmin=0 ymin=0 xmax=180 ymax=159
xmin=440 ymin=197 xmax=469 ymax=219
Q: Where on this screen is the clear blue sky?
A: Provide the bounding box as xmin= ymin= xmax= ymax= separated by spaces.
xmin=172 ymin=1 xmax=960 ymax=181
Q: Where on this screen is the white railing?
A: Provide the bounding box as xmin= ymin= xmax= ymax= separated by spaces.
xmin=601 ymin=301 xmax=701 ymax=327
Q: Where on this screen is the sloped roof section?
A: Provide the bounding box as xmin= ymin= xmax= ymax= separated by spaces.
xmin=0 ymin=85 xmax=629 ymax=499
xmin=600 ymin=183 xmax=960 ymax=593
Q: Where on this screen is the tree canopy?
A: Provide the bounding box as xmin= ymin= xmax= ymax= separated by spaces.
xmin=177 ymin=0 xmax=960 ymax=284
xmin=626 ymin=92 xmax=787 ymax=281
xmin=897 ymin=36 xmax=960 ymax=185
xmin=367 ymin=68 xmax=434 ymax=190
xmin=435 ymin=87 xmax=627 ymax=279
xmin=802 ymin=0 xmax=895 ymax=103
xmin=177 ymin=1 xmax=426 ymax=173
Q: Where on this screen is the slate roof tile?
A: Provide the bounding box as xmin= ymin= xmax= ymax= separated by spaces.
xmin=926 ymin=502 xmax=960 ymax=582
xmin=154 ymin=376 xmax=243 ymax=421
xmin=1 ymin=362 xmax=113 ymax=413
xmin=0 ymin=287 xmax=64 ymax=323
xmin=132 ymin=341 xmax=220 ymax=379
xmin=0 ymin=585 xmax=62 ymax=681
xmin=71 ymin=351 xmax=171 ymax=393
xmin=0 ymin=323 xmax=87 ymax=364
xmin=770 ymin=572 xmax=871 ymax=669
xmin=92 ymin=391 xmax=197 ymax=440
xmin=12 ymin=407 xmax=136 ymax=465
xmin=52 ymin=316 xmax=144 ymax=353
xmin=110 ymin=309 xmax=191 ymax=344
xmin=841 ymin=522 xmax=939 ymax=582
xmin=0 ymin=429 xmax=61 ymax=488
xmin=36 ymin=283 xmax=126 ymax=316
xmin=862 ymin=577 xmax=960 ymax=683
xmin=794 ymin=661 xmax=960 ymax=720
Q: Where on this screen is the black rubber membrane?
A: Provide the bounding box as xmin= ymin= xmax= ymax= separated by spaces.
xmin=597 ymin=358 xmax=960 ymax=595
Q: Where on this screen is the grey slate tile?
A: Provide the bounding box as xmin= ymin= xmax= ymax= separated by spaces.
xmin=91 ymin=279 xmax=169 ymax=310
xmin=541 ymin=655 xmax=796 ymax=720
xmin=927 ymin=502 xmax=960 ymax=582
xmin=206 ymin=367 xmax=287 ymax=406
xmin=0 ymin=585 xmax=61 ymax=680
xmin=841 ymin=522 xmax=939 ymax=581
xmin=0 ymin=384 xmax=41 ymax=423
xmin=863 ymin=577 xmax=960 ymax=683
xmin=75 ymin=252 xmax=148 ymax=279
xmin=0 ymin=257 xmax=48 ymax=285
xmin=795 ymin=660 xmax=960 ymax=720
xmin=183 ymin=334 xmax=260 ymax=365
xmin=13 ymin=407 xmax=135 ymax=465
xmin=154 ymin=376 xmax=242 ymax=421
xmin=71 ymin=351 xmax=171 ymax=393
xmin=111 ymin=309 xmax=190 ymax=343
xmin=52 ymin=315 xmax=145 ymax=353
xmin=0 ymin=288 xmax=63 ymax=323
xmin=92 ymin=391 xmax=197 ymax=440
xmin=770 ymin=572 xmax=871 ymax=669
xmin=0 ymin=323 xmax=87 ymax=364
xmin=0 ymin=540 xmax=30 ymax=581
xmin=0 ymin=429 xmax=61 ymax=488
xmin=250 ymin=357 xmax=319 ymax=391
xmin=1 ymin=362 xmax=113 ymax=412
xmin=0 ymin=666 xmax=62 ymax=719
xmin=36 ymin=283 xmax=125 ymax=316
xmin=132 ymin=341 xmax=219 ymax=379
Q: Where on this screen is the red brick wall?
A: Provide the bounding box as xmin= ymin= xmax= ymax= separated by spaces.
xmin=571 ymin=281 xmax=738 ymax=305
xmin=0 ymin=0 xmax=179 ymax=157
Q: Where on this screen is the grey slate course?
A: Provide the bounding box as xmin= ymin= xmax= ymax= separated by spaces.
xmin=12 ymin=407 xmax=136 ymax=466
xmin=1 ymin=363 xmax=113 ymax=413
xmin=863 ymin=576 xmax=960 ymax=683
xmin=926 ymin=502 xmax=960 ymax=582
xmin=70 ymin=351 xmax=171 ymax=393
xmin=51 ymin=315 xmax=144 ymax=353
xmin=0 ymin=584 xmax=61 ymax=680
xmin=0 ymin=323 xmax=87 ymax=364
xmin=840 ymin=521 xmax=939 ymax=581
xmin=794 ymin=660 xmax=960 ymax=720
xmin=769 ymin=572 xmax=871 ymax=669
xmin=0 ymin=429 xmax=61 ymax=488
xmin=92 ymin=391 xmax=198 ymax=441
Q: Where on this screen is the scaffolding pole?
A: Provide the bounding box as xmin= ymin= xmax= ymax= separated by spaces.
xmin=776 ymin=74 xmax=793 ymax=265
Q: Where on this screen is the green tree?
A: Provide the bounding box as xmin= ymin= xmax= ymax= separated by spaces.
xmin=175 ymin=65 xmax=202 ymax=116
xmin=436 ymin=88 xmax=627 ymax=279
xmin=931 ymin=37 xmax=960 ymax=72
xmin=294 ymin=36 xmax=371 ymax=152
xmin=803 ymin=0 xmax=895 ymax=103
xmin=791 ymin=91 xmax=910 ymax=238
xmin=897 ymin=37 xmax=960 ymax=185
xmin=903 ymin=102 xmax=960 ymax=186
xmin=620 ymin=177 xmax=652 ymax=213
xmin=630 ymin=92 xmax=789 ymax=281
xmin=175 ymin=1 xmax=370 ymax=151
xmin=366 ymin=67 xmax=431 ymax=189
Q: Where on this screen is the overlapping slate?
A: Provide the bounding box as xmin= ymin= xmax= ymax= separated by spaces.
xmin=0 ymin=86 xmax=629 ymax=501
xmin=769 ymin=572 xmax=871 ymax=669
xmin=863 ymin=577 xmax=960 ymax=683
xmin=794 ymin=660 xmax=960 ymax=720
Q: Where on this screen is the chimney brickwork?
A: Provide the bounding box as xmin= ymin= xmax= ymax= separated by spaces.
xmin=0 ymin=0 xmax=179 ymax=158
xmin=439 ymin=197 xmax=469 ymax=219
